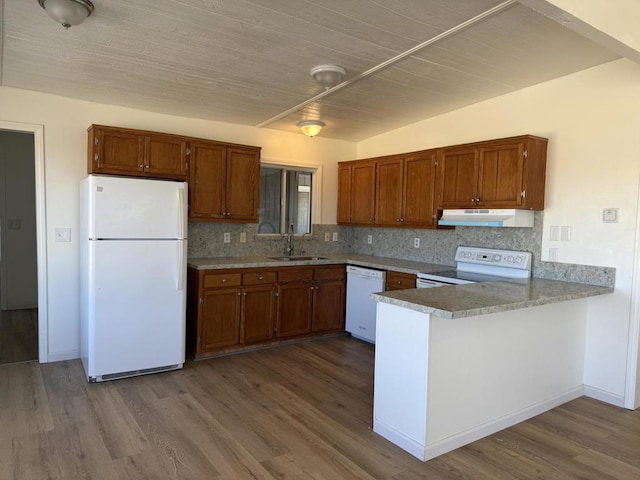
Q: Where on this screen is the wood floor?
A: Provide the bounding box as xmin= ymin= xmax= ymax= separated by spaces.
xmin=0 ymin=308 xmax=38 ymax=365
xmin=1 ymin=335 xmax=639 ymax=479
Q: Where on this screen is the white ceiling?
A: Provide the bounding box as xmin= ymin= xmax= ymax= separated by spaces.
xmin=0 ymin=0 xmax=620 ymax=141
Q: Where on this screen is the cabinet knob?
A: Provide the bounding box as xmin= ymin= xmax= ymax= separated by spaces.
xmin=222 ymin=279 xmax=227 ymax=283
xmin=396 ymin=218 xmax=400 ymax=222
xmin=139 ymin=164 xmax=145 ymax=168
xmin=400 ymin=218 xmax=404 ymax=222
xmin=476 ymin=198 xmax=480 ymax=202
xmin=259 ymin=276 xmax=263 ymax=280
xmin=397 ymin=280 xmax=401 ymax=285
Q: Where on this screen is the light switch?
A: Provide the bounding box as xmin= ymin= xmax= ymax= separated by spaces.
xmin=55 ymin=228 xmax=71 ymax=242
xmin=603 ymin=208 xmax=619 ymax=223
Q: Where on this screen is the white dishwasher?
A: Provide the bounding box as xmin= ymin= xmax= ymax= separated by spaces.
xmin=345 ymin=266 xmax=386 ymax=344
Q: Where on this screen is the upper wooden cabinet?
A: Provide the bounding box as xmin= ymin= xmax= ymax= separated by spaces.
xmin=88 ymin=125 xmax=187 ymax=180
xmin=375 ymin=150 xmax=437 ymax=227
xmin=436 ymin=135 xmax=547 ymax=210
xmin=188 ymin=142 xmax=261 ymax=222
xmin=337 ymin=160 xmax=376 ymax=225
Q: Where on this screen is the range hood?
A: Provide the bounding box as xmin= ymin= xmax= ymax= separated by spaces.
xmin=438 ymin=209 xmax=534 ymax=228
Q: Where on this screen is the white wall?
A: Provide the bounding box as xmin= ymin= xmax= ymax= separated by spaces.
xmin=0 ymin=86 xmax=355 ymax=361
xmin=358 ymin=59 xmax=640 ymax=406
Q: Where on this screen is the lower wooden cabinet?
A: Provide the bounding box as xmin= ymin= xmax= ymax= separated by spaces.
xmin=188 ymin=264 xmax=346 ymax=358
xmin=385 ymin=270 xmax=417 ymax=291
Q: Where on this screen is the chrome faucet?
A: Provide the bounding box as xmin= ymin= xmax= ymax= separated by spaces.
xmin=286 ymin=223 xmax=295 ymax=256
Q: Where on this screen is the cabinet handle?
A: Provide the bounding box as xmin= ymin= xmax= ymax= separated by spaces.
xmin=94 ymin=154 xmax=98 ymax=162
xmin=94 ymin=137 xmax=99 ymax=145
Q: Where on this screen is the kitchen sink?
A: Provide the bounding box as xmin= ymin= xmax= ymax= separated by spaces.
xmin=268 ymin=256 xmax=327 ymax=261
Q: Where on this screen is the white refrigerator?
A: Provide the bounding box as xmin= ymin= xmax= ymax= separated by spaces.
xmin=80 ymin=175 xmax=187 ymax=382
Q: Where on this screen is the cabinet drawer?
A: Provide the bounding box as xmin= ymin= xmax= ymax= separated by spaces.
xmin=202 ymin=272 xmax=242 ymax=289
xmin=314 ymin=265 xmax=345 ymax=281
xmin=386 ymin=271 xmax=416 ymax=290
xmin=278 ymin=268 xmax=314 ymax=283
xmin=243 ymin=271 xmax=277 ymax=285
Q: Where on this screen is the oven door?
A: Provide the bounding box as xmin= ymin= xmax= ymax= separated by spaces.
xmin=416 ymin=278 xmax=464 ymax=288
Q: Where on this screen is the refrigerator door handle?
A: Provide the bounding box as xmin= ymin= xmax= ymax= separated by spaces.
xmin=177 ymin=241 xmax=185 ymax=291
xmin=177 ymin=187 xmax=186 ymax=239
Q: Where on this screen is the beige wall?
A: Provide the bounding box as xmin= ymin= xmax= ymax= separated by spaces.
xmin=358 ymin=59 xmax=640 ymax=407
xmin=0 ymin=86 xmax=355 ymax=360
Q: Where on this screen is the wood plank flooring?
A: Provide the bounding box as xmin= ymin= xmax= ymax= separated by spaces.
xmin=1 ymin=335 xmax=639 ymax=479
xmin=0 ymin=309 xmax=38 ymax=365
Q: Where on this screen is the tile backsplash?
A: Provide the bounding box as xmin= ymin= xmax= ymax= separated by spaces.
xmin=188 ymin=212 xmax=615 ymax=287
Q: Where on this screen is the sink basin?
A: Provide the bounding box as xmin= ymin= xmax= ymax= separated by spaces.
xmin=268 ymin=256 xmax=328 ymax=261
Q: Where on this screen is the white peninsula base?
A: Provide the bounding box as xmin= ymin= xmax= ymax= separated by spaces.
xmin=373 ymin=299 xmax=589 ymax=461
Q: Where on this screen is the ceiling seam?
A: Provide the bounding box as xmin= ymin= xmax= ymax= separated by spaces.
xmin=255 ymin=0 xmax=518 ymax=129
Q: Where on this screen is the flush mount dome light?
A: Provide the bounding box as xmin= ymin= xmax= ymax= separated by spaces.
xmin=297 ymin=120 xmax=325 ymax=137
xmin=38 ymin=0 xmax=94 ymax=29
xmin=310 ymin=64 xmax=346 ymax=90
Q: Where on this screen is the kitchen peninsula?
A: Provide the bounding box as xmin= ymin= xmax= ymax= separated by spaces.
xmin=371 ymin=279 xmax=614 ymax=461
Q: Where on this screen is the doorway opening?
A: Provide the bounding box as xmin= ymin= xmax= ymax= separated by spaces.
xmin=0 ymin=123 xmax=47 ymax=365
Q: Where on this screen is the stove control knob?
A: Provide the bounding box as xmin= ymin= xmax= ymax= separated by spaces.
xmin=494 ymin=255 xmax=501 ymax=262
xmin=507 ymin=256 xmax=514 ymax=263
xmin=515 ymin=256 xmax=523 ymax=263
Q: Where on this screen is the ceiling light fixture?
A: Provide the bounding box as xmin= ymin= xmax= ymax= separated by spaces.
xmin=310 ymin=65 xmax=346 ymax=90
xmin=297 ymin=120 xmax=325 ymax=137
xmin=37 ymin=0 xmax=94 ymax=29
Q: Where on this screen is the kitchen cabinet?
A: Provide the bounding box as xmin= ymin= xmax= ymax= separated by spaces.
xmin=311 ymin=266 xmax=346 ymax=333
xmin=188 ymin=268 xmax=277 ymax=357
xmin=188 ymin=141 xmax=261 ymax=222
xmin=337 ymin=160 xmax=376 ymax=225
xmin=375 ymin=150 xmax=437 ymax=227
xmin=88 ymin=125 xmax=187 ymax=180
xmin=385 ymin=270 xmax=417 ymax=291
xmin=276 ymin=268 xmax=314 ymax=337
xmin=240 ymin=273 xmax=277 ymax=344
xmin=436 ymin=135 xmax=547 ymax=210
xmin=277 ymin=265 xmax=346 ymax=336
xmin=188 ymin=264 xmax=345 ymax=358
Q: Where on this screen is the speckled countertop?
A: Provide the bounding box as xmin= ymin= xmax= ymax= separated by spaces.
xmin=188 ymin=254 xmax=614 ymax=319
xmin=372 ymin=278 xmax=613 ymax=319
xmin=187 ymin=253 xmax=451 ymax=275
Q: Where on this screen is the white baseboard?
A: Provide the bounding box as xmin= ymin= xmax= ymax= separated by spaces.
xmin=584 ymin=385 xmax=626 ymax=408
xmin=375 ymin=386 xmax=584 ymax=462
xmin=421 ymin=386 xmax=584 ymax=461
xmin=46 ymin=349 xmax=80 ymax=363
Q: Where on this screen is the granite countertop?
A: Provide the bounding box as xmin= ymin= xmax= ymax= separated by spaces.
xmin=372 ymin=278 xmax=614 ymax=319
xmin=187 ymin=253 xmax=451 ymax=275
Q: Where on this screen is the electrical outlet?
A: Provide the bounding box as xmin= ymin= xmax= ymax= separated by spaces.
xmin=548 ymin=247 xmax=558 ymax=261
xmin=367 ymin=235 xmax=372 ymax=244
xmin=223 ymin=232 xmax=231 ymax=243
xmin=414 ymin=238 xmax=420 ymax=248
xmin=55 ymin=228 xmax=71 ymax=243
xmin=240 ymin=232 xmax=247 ymax=243
xmin=324 ymin=232 xmax=330 ymax=242
xmin=332 ymin=232 xmax=338 ymax=242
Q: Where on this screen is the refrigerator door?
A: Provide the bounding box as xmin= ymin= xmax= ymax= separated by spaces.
xmin=85 ymin=239 xmax=187 ymax=379
xmin=85 ymin=175 xmax=187 ymax=240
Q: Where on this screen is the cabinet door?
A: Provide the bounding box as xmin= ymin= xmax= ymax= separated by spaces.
xmin=337 ymin=164 xmax=352 ymax=224
xmin=311 ymin=280 xmax=345 ymax=332
xmin=276 ymin=283 xmax=312 ymax=337
xmin=200 ymin=288 xmax=241 ymax=352
xmin=145 ymin=135 xmax=187 ymax=180
xmin=402 ymin=151 xmax=437 ymax=226
xmin=241 ymin=285 xmax=277 ymax=344
xmin=188 ymin=142 xmax=227 ymax=220
xmin=437 ymin=147 xmax=479 ymax=208
xmin=375 ymin=157 xmax=403 ymax=226
xmin=477 ymin=141 xmax=524 ymax=207
xmin=350 ymin=161 xmax=376 ymax=225
xmin=91 ymin=127 xmax=144 ymax=175
xmin=226 ymin=147 xmax=260 ymax=222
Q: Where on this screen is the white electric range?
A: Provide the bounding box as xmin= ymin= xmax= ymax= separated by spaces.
xmin=417 ymin=246 xmax=532 ymax=288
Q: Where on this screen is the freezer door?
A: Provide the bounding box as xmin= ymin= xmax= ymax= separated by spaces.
xmin=85 ymin=175 xmax=187 ymax=239
xmin=86 ymin=240 xmax=186 ymax=378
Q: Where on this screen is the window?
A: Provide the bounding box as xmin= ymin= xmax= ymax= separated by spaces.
xmin=259 ymin=165 xmax=314 ymax=234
